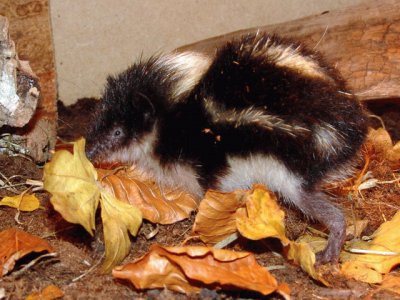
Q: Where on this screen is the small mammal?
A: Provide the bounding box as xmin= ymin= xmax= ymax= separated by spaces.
xmin=85 ymin=32 xmax=368 ymax=264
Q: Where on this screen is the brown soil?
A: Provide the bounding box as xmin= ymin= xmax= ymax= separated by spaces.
xmin=0 ymin=98 xmax=399 ymax=299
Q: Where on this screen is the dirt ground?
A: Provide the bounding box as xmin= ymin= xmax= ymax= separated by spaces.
xmin=0 ymin=98 xmax=399 ymax=299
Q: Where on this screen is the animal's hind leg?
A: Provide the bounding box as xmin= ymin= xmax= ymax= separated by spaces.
xmin=291 ymin=190 xmax=346 ymax=264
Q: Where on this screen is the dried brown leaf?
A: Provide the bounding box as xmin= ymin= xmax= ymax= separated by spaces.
xmin=0 ymin=228 xmax=54 ymax=276
xmin=367 ymin=128 xmax=400 ymax=167
xmin=380 ymin=274 xmax=400 ymax=295
xmin=192 ymin=189 xmax=246 ymax=243
xmin=113 ymin=244 xmax=290 ymax=297
xmin=346 ymin=219 xmax=369 ymax=238
xmin=98 ymin=167 xmax=198 ymax=224
xmin=25 ymin=285 xmax=64 ymax=300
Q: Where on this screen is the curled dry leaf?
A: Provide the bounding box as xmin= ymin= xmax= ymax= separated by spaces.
xmin=25 ymin=285 xmax=64 ymax=300
xmin=43 ymin=139 xmax=143 ymax=271
xmin=288 ymin=235 xmax=329 ymax=285
xmin=43 ymin=138 xmax=100 ymax=235
xmin=341 ymin=211 xmax=400 ymax=283
xmin=341 ymin=259 xmax=383 ymax=284
xmin=192 ymin=189 xmax=247 ymax=243
xmin=0 ymin=228 xmax=54 ymax=276
xmin=321 ymin=127 xmax=400 ymax=196
xmin=380 ymin=274 xmax=400 ymax=296
xmin=346 ymin=219 xmax=369 ymax=238
xmin=296 ymin=234 xmax=328 ymax=255
xmin=236 ymin=185 xmax=289 ymax=245
xmin=367 ymin=128 xmax=400 ymax=167
xmin=113 ymin=244 xmax=290 ymax=298
xmin=235 ymin=186 xmax=329 ymax=283
xmin=194 ymin=184 xmax=328 ymax=284
xmin=97 ymin=167 xmax=198 ymax=224
xmin=194 ymin=185 xmax=290 ymax=244
xmin=0 ymin=193 xmax=40 ymax=211
xmin=100 ymin=191 xmax=142 ymax=272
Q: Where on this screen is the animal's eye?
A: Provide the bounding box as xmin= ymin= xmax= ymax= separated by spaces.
xmin=111 ymin=124 xmax=124 ymax=139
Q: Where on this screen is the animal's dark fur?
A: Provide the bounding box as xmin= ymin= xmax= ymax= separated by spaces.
xmin=85 ymin=33 xmax=368 ymax=264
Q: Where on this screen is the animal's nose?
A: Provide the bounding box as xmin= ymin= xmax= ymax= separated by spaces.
xmin=84 ymin=142 xmax=96 ymax=161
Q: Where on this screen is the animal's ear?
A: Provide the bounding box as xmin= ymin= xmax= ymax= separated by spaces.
xmin=137 ymin=92 xmax=155 ymax=119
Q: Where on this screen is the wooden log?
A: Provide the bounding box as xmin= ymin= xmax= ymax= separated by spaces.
xmin=0 ymin=0 xmax=57 ymax=162
xmin=178 ymin=0 xmax=400 ymax=102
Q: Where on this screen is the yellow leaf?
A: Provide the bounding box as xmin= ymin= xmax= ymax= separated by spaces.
xmin=341 ymin=260 xmax=383 ymax=283
xmin=287 ymin=241 xmax=329 ymax=285
xmin=296 ymin=234 xmax=328 ymax=254
xmin=100 ymin=191 xmax=142 ymax=272
xmin=43 ymin=139 xmax=143 ymax=271
xmin=236 ymin=185 xmax=289 ymax=245
xmin=341 ymin=211 xmax=400 ymax=283
xmin=0 ymin=193 xmax=40 ymax=211
xmin=43 ymin=138 xmax=100 ymax=235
